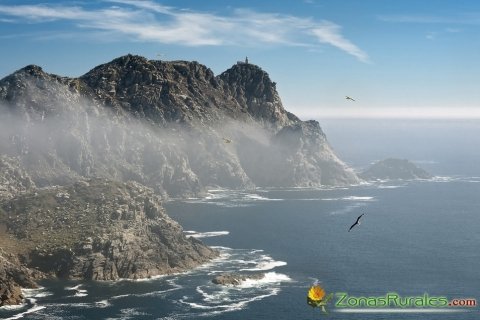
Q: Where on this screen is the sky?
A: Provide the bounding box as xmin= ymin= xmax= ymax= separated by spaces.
xmin=0 ymin=0 xmax=479 ymax=119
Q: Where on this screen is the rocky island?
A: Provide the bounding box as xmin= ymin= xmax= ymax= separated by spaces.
xmin=212 ymin=273 xmax=265 ymax=286
xmin=0 ymin=55 xmax=360 ymax=305
xmin=360 ymin=158 xmax=432 ymax=181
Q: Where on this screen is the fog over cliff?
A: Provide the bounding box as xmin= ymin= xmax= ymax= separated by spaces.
xmin=0 ymin=55 xmax=360 ymax=305
xmin=0 ymin=55 xmax=359 ymax=198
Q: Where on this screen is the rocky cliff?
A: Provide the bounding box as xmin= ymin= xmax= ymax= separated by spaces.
xmin=0 ymin=55 xmax=360 ymax=305
xmin=0 ymin=156 xmax=216 ymax=306
xmin=0 ymin=178 xmax=217 ymax=282
xmin=0 ymin=55 xmax=359 ymax=197
xmin=0 ymin=250 xmax=41 ymax=306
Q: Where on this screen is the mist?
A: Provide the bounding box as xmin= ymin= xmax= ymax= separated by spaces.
xmin=0 ymin=72 xmax=363 ymax=198
xmin=320 ymin=118 xmax=480 ymax=177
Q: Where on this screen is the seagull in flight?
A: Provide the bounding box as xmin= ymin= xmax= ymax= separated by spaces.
xmin=348 ymin=213 xmax=364 ymax=232
xmin=345 ymin=96 xmax=356 ymax=102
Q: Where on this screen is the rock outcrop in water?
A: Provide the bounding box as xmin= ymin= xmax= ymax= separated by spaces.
xmin=0 ymin=55 xmax=359 ymax=197
xmin=360 ymin=158 xmax=432 ymax=181
xmin=212 ymin=273 xmax=265 ymax=286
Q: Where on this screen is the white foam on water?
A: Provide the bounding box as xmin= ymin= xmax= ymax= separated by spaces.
xmin=186 ymin=189 xmax=285 ymax=207
xmin=239 ymin=255 xmax=287 ymax=271
xmin=173 ymin=245 xmax=292 ymax=318
xmin=95 ymin=299 xmax=111 ymax=308
xmin=180 ymin=287 xmax=282 ymax=317
xmin=377 ymin=185 xmax=405 ymax=189
xmin=21 ymin=287 xmax=46 ymax=299
xmin=74 ymin=290 xmax=88 ymax=297
xmin=186 ymin=231 xmax=230 ymax=239
xmin=30 ymin=291 xmax=52 ymax=298
xmin=238 ymin=272 xmax=292 ymax=288
xmin=0 ymin=304 xmax=26 ymax=311
xmin=65 ymin=284 xmax=82 ymax=291
xmin=432 ymin=176 xmax=457 ymax=182
xmin=3 ymin=305 xmax=46 ymax=320
xmin=342 ymin=196 xmax=375 ymax=201
xmin=242 ymin=194 xmax=283 ymax=201
xmin=2 ymin=295 xmax=46 ymax=320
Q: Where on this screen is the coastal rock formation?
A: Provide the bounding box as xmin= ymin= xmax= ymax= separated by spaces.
xmin=0 ymin=55 xmax=359 ymax=197
xmin=0 ymin=156 xmax=36 ymax=200
xmin=212 ymin=273 xmax=265 ymax=286
xmin=0 ymin=250 xmax=40 ymax=306
xmin=360 ymin=158 xmax=432 ymax=181
xmin=1 ymin=178 xmax=217 ymax=281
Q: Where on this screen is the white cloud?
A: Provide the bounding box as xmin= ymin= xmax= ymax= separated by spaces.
xmin=311 ymin=21 xmax=370 ymax=63
xmin=0 ymin=1 xmax=369 ymax=62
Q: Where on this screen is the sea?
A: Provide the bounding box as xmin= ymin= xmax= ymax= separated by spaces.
xmin=1 ymin=119 xmax=479 ymax=320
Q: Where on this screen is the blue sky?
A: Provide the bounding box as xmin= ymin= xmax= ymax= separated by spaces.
xmin=1 ymin=0 xmax=479 ymax=119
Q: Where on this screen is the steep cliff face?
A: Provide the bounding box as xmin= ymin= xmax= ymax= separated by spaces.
xmin=0 ymin=250 xmax=41 ymax=306
xmin=218 ymin=62 xmax=298 ymax=128
xmin=0 ymin=54 xmax=359 ymax=197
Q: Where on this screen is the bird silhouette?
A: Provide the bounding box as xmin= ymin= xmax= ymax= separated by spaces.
xmin=345 ymin=96 xmax=356 ymax=102
xmin=348 ymin=213 xmax=364 ymax=232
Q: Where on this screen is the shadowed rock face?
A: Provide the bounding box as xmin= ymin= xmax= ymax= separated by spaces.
xmin=0 ymin=250 xmax=40 ymax=306
xmin=360 ymin=158 xmax=432 ymax=181
xmin=0 ymin=55 xmax=359 ymax=197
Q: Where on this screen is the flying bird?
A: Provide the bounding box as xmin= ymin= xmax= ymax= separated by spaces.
xmin=223 ymin=138 xmax=232 ymax=144
xmin=348 ymin=213 xmax=364 ymax=232
xmin=345 ymin=96 xmax=356 ymax=102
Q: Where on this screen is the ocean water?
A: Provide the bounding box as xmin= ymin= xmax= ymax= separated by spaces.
xmin=1 ymin=119 xmax=479 ymax=320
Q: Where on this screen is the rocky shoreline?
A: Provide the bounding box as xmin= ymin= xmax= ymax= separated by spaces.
xmin=0 ymin=55 xmax=361 ymax=306
xmin=0 ymin=172 xmax=218 ymax=306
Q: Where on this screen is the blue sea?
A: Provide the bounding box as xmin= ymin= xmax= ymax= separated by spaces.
xmin=1 ymin=119 xmax=480 ymax=320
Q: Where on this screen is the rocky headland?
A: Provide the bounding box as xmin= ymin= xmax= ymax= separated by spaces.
xmin=0 ymin=55 xmax=360 ymax=305
xmin=0 ymin=55 xmax=359 ymax=196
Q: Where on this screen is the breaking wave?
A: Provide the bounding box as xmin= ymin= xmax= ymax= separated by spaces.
xmin=184 ymin=230 xmax=230 ymax=239
xmin=185 ymin=189 xmax=284 ymax=207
